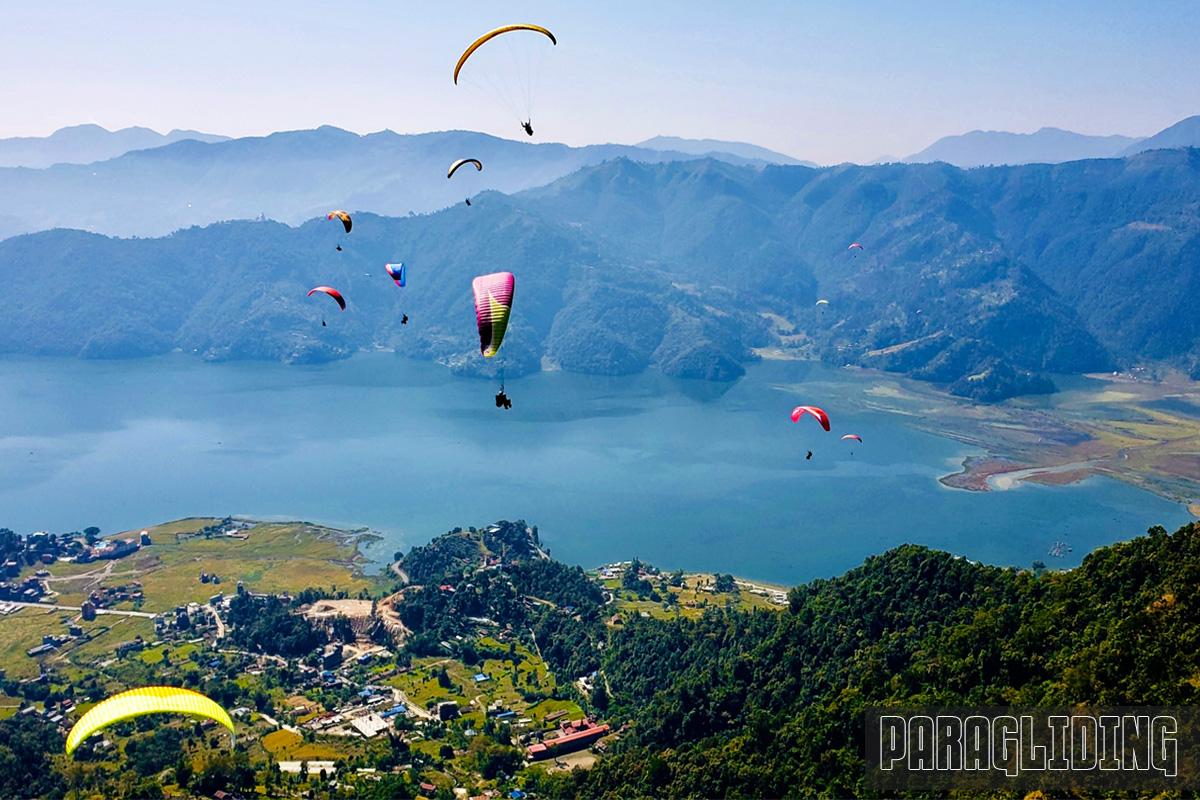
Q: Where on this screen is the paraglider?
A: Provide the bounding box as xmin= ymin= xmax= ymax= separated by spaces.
xmin=453 ymin=25 xmax=557 ymax=135
xmin=474 ymin=272 xmax=516 ymax=409
xmin=449 ymin=159 xmax=483 ymax=206
xmin=308 ymin=286 xmax=345 ymax=326
xmin=848 ymin=242 xmax=863 ymax=252
xmin=841 ymin=434 xmax=863 ymax=443
xmin=815 ymin=299 xmax=830 ymax=306
xmin=66 ymin=687 xmax=234 ymax=755
xmin=473 ymin=272 xmax=514 ymax=358
xmin=328 ymin=210 xmax=351 ymax=251
xmin=385 ymin=263 xmax=406 ymax=287
xmin=790 ymin=405 xmax=830 ymax=431
xmin=385 ymin=264 xmax=408 ymax=324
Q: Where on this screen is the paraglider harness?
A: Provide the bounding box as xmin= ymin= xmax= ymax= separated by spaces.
xmin=522 ymin=120 xmax=534 ymax=137
xmin=495 ymin=387 xmax=512 ymax=410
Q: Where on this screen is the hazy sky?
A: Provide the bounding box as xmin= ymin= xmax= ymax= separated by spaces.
xmin=2 ymin=1 xmax=1197 ymax=163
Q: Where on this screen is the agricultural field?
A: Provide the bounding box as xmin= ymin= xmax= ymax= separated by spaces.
xmin=602 ymin=573 xmax=786 ymax=623
xmin=28 ymin=518 xmax=380 ymax=612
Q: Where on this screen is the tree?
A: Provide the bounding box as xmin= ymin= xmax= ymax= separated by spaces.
xmin=591 ymin=679 xmax=609 ymax=712
xmin=84 ymin=526 xmax=101 ymax=544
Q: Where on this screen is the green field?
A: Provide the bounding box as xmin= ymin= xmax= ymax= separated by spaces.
xmin=387 ymin=639 xmax=581 ymax=727
xmin=30 ymin=518 xmax=379 ymax=613
xmin=0 ymin=607 xmax=152 ymax=681
xmin=604 ymin=574 xmax=785 ymax=624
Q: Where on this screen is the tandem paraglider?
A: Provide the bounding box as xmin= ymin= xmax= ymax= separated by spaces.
xmin=473 ymin=271 xmax=515 ymax=409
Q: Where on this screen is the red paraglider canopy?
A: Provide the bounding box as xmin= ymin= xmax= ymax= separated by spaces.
xmin=307 ymin=286 xmax=346 ymax=310
xmin=790 ymin=405 xmax=830 ymax=431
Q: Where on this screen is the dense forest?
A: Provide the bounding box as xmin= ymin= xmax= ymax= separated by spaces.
xmin=521 ymin=521 xmax=1200 ymax=798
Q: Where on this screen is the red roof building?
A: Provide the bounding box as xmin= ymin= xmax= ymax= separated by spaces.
xmin=525 ymin=719 xmax=611 ymax=760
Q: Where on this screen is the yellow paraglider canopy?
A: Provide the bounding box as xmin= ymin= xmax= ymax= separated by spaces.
xmin=66 ymin=686 xmax=235 ymax=755
xmin=453 ymin=24 xmax=557 ymax=85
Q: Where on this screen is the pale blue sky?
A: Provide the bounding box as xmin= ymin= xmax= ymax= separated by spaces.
xmin=2 ymin=1 xmax=1197 ymax=163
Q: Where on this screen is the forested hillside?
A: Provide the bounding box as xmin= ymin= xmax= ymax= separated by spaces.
xmin=3 ymin=148 xmax=1199 ymax=397
xmin=526 ymin=521 xmax=1200 ymax=798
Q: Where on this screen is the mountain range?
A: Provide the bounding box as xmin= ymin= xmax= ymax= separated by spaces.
xmin=899 ymin=115 xmax=1200 ymax=167
xmin=2 ymin=147 xmax=1198 ymax=400
xmin=636 ymin=135 xmax=814 ymax=166
xmin=2 ymin=115 xmax=1199 ymax=242
xmin=0 ymin=124 xmax=227 ymax=169
xmin=902 ymin=126 xmax=1141 ymax=167
xmin=0 ymin=127 xmax=792 ymax=240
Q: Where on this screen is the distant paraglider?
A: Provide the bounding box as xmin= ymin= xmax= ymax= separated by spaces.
xmin=308 ymin=286 xmax=345 ymax=326
xmin=815 ymin=299 xmax=830 ymax=306
xmin=454 ymin=24 xmax=557 ymax=137
xmin=386 ymin=263 xmax=408 ymax=324
xmin=848 ymin=242 xmax=864 ymax=253
xmin=328 ymin=210 xmax=352 ymax=251
xmin=66 ymin=687 xmax=234 ymax=756
xmin=841 ymin=434 xmax=862 ymax=443
xmin=448 ymin=158 xmax=484 ymax=206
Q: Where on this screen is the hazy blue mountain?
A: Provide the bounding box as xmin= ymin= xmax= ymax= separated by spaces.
xmin=904 ymin=126 xmax=1140 ymax=167
xmin=0 ymin=124 xmax=228 ymax=168
xmin=0 ymin=127 xmax=783 ymax=239
xmin=637 ymin=135 xmax=814 ymax=166
xmin=0 ymin=195 xmax=762 ymax=381
xmin=3 ymin=149 xmax=1198 ymax=398
xmin=1122 ymin=115 xmax=1200 ymax=155
xmin=520 ymin=149 xmax=1200 ymax=391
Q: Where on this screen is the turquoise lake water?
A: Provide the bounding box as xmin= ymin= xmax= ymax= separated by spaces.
xmin=0 ymin=354 xmax=1190 ymax=584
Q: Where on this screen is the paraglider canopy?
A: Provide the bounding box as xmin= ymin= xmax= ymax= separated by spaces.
xmin=790 ymin=405 xmax=830 ymax=431
xmin=453 ymin=24 xmax=557 ymax=84
xmin=327 ymin=210 xmax=352 ymax=234
xmin=66 ymin=687 xmax=234 ymax=755
xmin=841 ymin=434 xmax=863 ymax=443
xmin=385 ymin=263 xmax=406 ymax=287
xmin=815 ymin=299 xmax=830 ymax=306
xmin=308 ymin=286 xmax=346 ymax=311
xmin=848 ymin=242 xmax=864 ymax=251
xmin=448 ymin=158 xmax=484 ymax=179
xmin=473 ymin=272 xmax=515 ymax=358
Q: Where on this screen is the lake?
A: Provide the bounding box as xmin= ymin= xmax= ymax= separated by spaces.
xmin=0 ymin=354 xmax=1191 ymax=584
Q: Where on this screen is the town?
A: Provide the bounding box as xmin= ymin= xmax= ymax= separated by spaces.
xmin=0 ymin=517 xmax=777 ymax=799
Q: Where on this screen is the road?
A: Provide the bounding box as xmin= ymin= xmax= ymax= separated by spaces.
xmin=5 ymin=600 xmax=156 ymax=619
xmin=393 ymin=688 xmax=435 ymax=721
xmin=205 ymin=603 xmax=226 ymax=639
